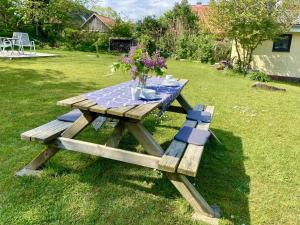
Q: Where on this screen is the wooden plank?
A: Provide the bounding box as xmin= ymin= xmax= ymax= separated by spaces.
xmin=167 ymin=173 xmax=219 ymax=219
xmin=177 ymin=106 xmax=215 ymax=177
xmin=125 ymin=102 xmax=161 ymax=120
xmin=31 ymin=122 xmax=72 ymax=143
xmin=107 ymin=105 xmax=136 ymax=117
xmin=72 ymin=99 xmax=97 ymax=110
xmin=21 ymin=120 xmax=72 ymax=143
xmin=124 ymin=121 xmax=164 ymax=157
xmin=56 ymin=137 xmax=161 ymax=169
xmin=177 ymin=145 xmax=204 ymax=177
xmin=61 ymin=112 xmax=94 ymax=138
xmin=18 ymin=112 xmax=95 ymax=172
xmin=158 ymin=120 xmax=197 ymax=172
xmin=57 ymin=95 xmax=86 ymax=107
xmin=89 ymin=104 xmax=107 ymax=114
xmin=158 ymin=140 xmax=187 ymax=172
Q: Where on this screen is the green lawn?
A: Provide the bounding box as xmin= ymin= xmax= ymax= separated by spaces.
xmin=0 ymin=50 xmax=299 ymax=225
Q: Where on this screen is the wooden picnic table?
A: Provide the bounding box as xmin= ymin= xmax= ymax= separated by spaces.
xmin=18 ymin=78 xmax=220 ymax=225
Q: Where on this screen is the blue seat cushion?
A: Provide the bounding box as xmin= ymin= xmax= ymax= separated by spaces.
xmin=175 ymin=126 xmax=211 ymax=146
xmin=187 ymin=110 xmax=211 ymax=123
xmin=57 ymin=109 xmax=82 ymax=122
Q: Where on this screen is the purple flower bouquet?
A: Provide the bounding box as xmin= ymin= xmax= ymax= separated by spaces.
xmin=111 ymin=47 xmax=167 ymax=87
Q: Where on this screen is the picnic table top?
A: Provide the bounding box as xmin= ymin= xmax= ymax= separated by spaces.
xmin=57 ymin=78 xmax=189 ymax=120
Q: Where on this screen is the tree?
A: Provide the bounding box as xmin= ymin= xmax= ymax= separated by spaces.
xmin=110 ymin=19 xmax=134 ymax=37
xmin=0 ymin=0 xmax=20 ymax=35
xmin=136 ymin=16 xmax=165 ymax=54
xmin=91 ymin=6 xmax=120 ymax=20
xmin=209 ymin=0 xmax=300 ymax=75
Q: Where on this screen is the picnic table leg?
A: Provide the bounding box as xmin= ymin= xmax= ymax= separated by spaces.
xmin=16 ymin=112 xmax=94 ymax=176
xmin=176 ymin=94 xmax=193 ymax=113
xmin=124 ymin=121 xmax=220 ymax=224
xmin=123 ymin=121 xmax=164 ymax=157
xmin=106 ymin=121 xmax=127 ymax=147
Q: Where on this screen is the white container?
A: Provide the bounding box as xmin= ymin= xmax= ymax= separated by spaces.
xmin=166 ymin=74 xmax=173 ymax=80
xmin=142 ymin=88 xmax=156 ymax=99
xmin=131 ymin=87 xmax=141 ymax=100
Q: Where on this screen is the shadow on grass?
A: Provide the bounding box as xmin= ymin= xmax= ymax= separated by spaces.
xmin=45 ymin=121 xmax=250 ymax=224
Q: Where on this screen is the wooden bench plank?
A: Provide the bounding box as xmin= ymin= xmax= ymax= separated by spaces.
xmin=125 ymin=102 xmax=161 ymax=120
xmin=177 ymin=106 xmax=215 ymax=177
xmin=21 ymin=120 xmax=72 ymax=143
xmin=57 ymin=95 xmax=86 ymax=107
xmin=177 ymin=145 xmax=204 ymax=177
xmin=21 ymin=120 xmax=68 ymax=141
xmin=158 ymin=110 xmax=199 ymax=173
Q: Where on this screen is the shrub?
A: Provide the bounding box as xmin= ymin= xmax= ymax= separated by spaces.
xmin=247 ymin=71 xmax=270 ymax=82
xmin=63 ymin=28 xmax=109 ymax=52
xmin=172 ymin=33 xmax=214 ymax=63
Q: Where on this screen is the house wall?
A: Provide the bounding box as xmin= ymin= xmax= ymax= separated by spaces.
xmin=231 ymin=32 xmax=300 ymax=78
xmin=83 ymin=16 xmax=109 ymax=32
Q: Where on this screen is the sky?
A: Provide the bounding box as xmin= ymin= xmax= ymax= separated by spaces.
xmin=99 ymin=0 xmax=210 ymax=21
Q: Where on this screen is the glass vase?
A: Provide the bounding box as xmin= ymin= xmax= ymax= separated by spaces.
xmin=138 ymin=74 xmax=148 ymax=88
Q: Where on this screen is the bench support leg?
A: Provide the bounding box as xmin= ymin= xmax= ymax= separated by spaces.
xmin=125 ymin=121 xmax=220 ymax=224
xmin=16 ymin=112 xmax=94 ymax=176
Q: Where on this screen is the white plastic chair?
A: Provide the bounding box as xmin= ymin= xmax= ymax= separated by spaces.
xmin=0 ymin=37 xmax=13 ymax=54
xmin=13 ymin=32 xmax=36 ymax=54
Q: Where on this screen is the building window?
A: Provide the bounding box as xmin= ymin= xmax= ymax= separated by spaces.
xmin=272 ymin=34 xmax=292 ymax=52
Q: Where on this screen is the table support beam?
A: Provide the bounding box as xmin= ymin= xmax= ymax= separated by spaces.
xmin=55 ymin=137 xmax=160 ymax=169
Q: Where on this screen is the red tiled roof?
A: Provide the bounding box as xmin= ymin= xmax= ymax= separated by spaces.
xmin=95 ymin=14 xmax=116 ymax=27
xmin=190 ymin=4 xmax=209 ymax=23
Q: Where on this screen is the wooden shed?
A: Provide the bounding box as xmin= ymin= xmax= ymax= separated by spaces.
xmin=81 ymin=12 xmax=115 ymax=32
xmin=109 ymin=37 xmax=137 ymax=52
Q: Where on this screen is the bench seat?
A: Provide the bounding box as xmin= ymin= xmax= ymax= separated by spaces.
xmin=158 ymin=105 xmax=214 ymax=177
xmin=21 ymin=120 xmax=73 ymax=143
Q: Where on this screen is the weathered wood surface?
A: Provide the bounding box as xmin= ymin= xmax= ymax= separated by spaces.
xmin=167 ymin=173 xmax=219 ymax=218
xmin=57 ymin=95 xmax=86 ymax=107
xmin=72 ymin=99 xmax=96 ymax=110
xmin=125 ymin=102 xmax=161 ymax=120
xmin=107 ymin=106 xmax=136 ymax=116
xmin=56 ymin=137 xmax=161 ymax=169
xmin=158 ymin=120 xmax=197 ymax=173
xmin=21 ymin=120 xmax=72 ymax=143
xmin=124 ymin=121 xmax=164 ymax=157
xmin=106 ymin=121 xmax=127 ymax=147
xmin=131 ymin=121 xmax=219 ymax=222
xmin=177 ymin=106 xmax=214 ymax=177
xmin=18 ymin=112 xmax=95 ymax=173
